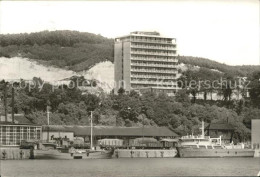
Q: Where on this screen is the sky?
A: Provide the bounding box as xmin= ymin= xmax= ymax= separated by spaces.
xmin=0 ymin=0 xmax=259 ymax=66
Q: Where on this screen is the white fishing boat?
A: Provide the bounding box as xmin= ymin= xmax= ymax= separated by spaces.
xmin=177 ymin=121 xmax=255 ymax=158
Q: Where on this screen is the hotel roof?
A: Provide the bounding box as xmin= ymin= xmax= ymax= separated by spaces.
xmin=115 ymin=31 xmax=175 ymax=40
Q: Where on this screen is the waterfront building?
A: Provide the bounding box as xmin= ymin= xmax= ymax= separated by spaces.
xmin=251 ymin=119 xmax=260 ymax=149
xmin=42 ymin=125 xmax=178 ymax=145
xmin=114 ymin=31 xmax=178 ymax=95
xmin=0 ymin=114 xmax=42 ymax=147
xmin=42 ymin=125 xmax=74 ymax=141
xmin=204 ymin=123 xmax=234 ymax=144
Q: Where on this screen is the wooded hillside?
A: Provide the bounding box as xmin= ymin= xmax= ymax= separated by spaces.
xmin=0 ymin=31 xmax=259 ymax=141
xmin=0 ymin=30 xmax=114 ymax=71
xmin=1 ymin=30 xmax=259 ymax=76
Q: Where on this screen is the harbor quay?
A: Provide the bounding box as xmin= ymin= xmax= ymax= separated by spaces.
xmin=0 ymin=147 xmax=32 ymax=160
xmin=254 ymin=149 xmax=260 ymax=157
xmin=0 ymin=114 xmax=260 ymax=159
xmin=0 ymin=114 xmax=180 ymax=159
xmin=114 ymin=149 xmax=177 ymax=158
xmin=252 ymin=120 xmax=260 ymax=157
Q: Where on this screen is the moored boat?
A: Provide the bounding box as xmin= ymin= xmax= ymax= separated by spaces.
xmin=33 ymin=148 xmax=75 ymax=159
xmin=33 ymin=147 xmax=114 ymax=159
xmin=85 ymin=149 xmax=114 ymax=159
xmin=33 ymin=110 xmax=114 ymax=159
xmin=177 ymin=146 xmax=255 ymax=158
xmin=177 ymin=121 xmax=255 ymax=158
xmin=32 ymin=142 xmax=79 ymax=159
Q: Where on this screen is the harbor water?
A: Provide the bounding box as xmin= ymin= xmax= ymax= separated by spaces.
xmin=1 ymin=158 xmax=260 ymax=176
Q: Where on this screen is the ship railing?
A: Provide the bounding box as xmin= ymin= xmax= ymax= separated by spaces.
xmin=181 ymin=135 xmax=210 ymax=139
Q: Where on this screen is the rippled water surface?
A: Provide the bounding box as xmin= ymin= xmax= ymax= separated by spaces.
xmin=1 ymin=158 xmax=260 ymax=177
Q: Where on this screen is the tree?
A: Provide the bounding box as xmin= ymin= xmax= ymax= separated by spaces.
xmin=117 ymin=87 xmax=125 ymax=95
xmin=178 ymin=69 xmax=198 ymax=103
xmin=248 ymin=71 xmax=260 ymax=108
xmin=129 ymin=90 xmax=139 ymax=98
xmin=174 ymin=89 xmax=190 ymax=104
xmin=81 ymin=94 xmax=100 ymax=112
xmin=241 ymin=107 xmax=260 ymax=129
xmin=119 ymin=106 xmax=138 ymax=122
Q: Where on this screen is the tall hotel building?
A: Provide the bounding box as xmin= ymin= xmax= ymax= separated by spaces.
xmin=114 ymin=31 xmax=178 ymax=95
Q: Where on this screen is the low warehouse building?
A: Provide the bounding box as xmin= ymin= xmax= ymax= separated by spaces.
xmin=42 ymin=125 xmax=178 ymax=146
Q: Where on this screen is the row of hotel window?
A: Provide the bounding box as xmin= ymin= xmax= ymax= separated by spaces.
xmin=131 ymin=79 xmax=176 ymax=84
xmin=131 ymin=56 xmax=177 ymax=62
xmin=131 ymin=67 xmax=177 ymax=71
xmin=131 ymin=44 xmax=176 ymax=50
xmin=131 ymin=49 xmax=176 ymax=55
xmin=131 ymin=61 xmax=177 ymax=67
xmin=131 ymin=73 xmax=176 ymax=78
xmin=116 ymin=37 xmax=175 ymax=44
xmin=131 ymin=36 xmax=173 ymax=41
xmin=131 ymin=84 xmax=177 ymax=89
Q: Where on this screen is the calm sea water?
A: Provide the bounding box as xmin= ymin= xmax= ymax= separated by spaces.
xmin=1 ymin=158 xmax=260 ymax=177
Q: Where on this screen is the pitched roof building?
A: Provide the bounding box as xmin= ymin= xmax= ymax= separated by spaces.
xmin=205 ymin=123 xmax=235 ymax=131
xmin=205 ymin=123 xmax=235 ymax=143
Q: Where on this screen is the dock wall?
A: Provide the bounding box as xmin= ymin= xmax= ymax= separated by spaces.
xmin=114 ymin=149 xmax=177 ymax=158
xmin=0 ymin=148 xmax=32 ymax=160
xmin=254 ymin=149 xmax=260 ymax=157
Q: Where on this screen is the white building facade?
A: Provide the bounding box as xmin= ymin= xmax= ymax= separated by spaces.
xmin=114 ymin=31 xmax=178 ymax=95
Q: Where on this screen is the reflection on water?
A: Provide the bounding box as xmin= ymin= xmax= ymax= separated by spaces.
xmin=1 ymin=158 xmax=260 ymax=177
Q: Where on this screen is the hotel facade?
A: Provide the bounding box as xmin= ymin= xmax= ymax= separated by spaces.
xmin=114 ymin=31 xmax=178 ymax=95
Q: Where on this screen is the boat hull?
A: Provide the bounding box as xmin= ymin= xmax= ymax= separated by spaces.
xmin=33 ymin=149 xmax=114 ymax=159
xmin=33 ymin=149 xmax=73 ymax=159
xmin=177 ymin=147 xmax=255 ymax=158
xmin=85 ymin=150 xmax=114 ymax=159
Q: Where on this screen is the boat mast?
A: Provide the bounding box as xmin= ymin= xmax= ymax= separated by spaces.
xmin=90 ymin=111 xmax=93 ymax=150
xmin=201 ymin=120 xmax=205 ymax=138
xmin=47 ymin=106 xmax=50 ymax=142
xmin=3 ymin=82 xmax=8 ymax=122
xmin=11 ymin=87 xmax=15 ymax=124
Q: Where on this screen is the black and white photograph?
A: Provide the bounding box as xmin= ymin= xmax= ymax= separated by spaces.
xmin=0 ymin=0 xmax=260 ymax=176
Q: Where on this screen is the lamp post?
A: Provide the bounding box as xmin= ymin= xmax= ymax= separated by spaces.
xmin=142 ymin=114 xmax=144 ymax=146
xmin=90 ymin=111 xmax=93 ymax=150
xmin=46 ymin=105 xmax=50 ymax=142
xmin=141 ymin=106 xmax=147 ymax=147
xmin=89 ymin=101 xmax=102 ymax=150
xmin=2 ymin=81 xmax=8 ymax=122
xmin=11 ymin=87 xmax=15 ymax=123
